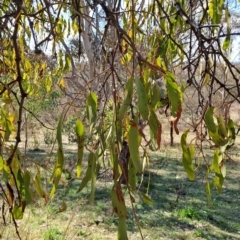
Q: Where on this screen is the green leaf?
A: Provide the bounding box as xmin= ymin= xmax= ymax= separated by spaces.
xmin=50 ymin=115 xmax=64 ymax=199
xmin=33 ymin=170 xmax=47 ymax=199
xmin=140 ymin=192 xmax=153 ymax=205
xmin=218 ymin=116 xmax=227 ymax=138
xmin=165 ymin=72 xmax=182 ymax=117
xmin=12 ymin=205 xmax=23 ymax=219
xmin=76 ymin=119 xmax=85 ymax=178
xmin=209 ymin=0 xmax=224 ymax=24
xmin=77 ymin=151 xmax=95 ymax=193
xmin=23 ymin=170 xmax=32 ymax=204
xmin=150 ymin=84 xmax=160 ymax=109
xmin=0 ymin=156 xmax=3 ymax=170
xmin=148 ymin=107 xmax=162 ymax=149
xmin=221 ymin=163 xmax=226 ymax=177
xmin=121 ymin=52 xmax=132 ymax=65
xmin=4 ymin=117 xmax=12 ymax=141
xmin=128 ymin=119 xmax=142 ymax=173
xmin=128 ymin=157 xmax=137 ymax=191
xmin=210 ymin=149 xmax=222 ymax=174
xmin=135 ymin=77 xmax=149 ymax=120
xmin=111 ymin=182 xmax=127 ymax=218
xmin=118 ymin=217 xmax=128 ymax=240
xmin=205 ymin=181 xmax=211 ymax=205
xmin=64 ymin=54 xmax=71 ymax=71
xmin=202 ymin=73 xmax=210 ymax=88
xmin=118 ymin=78 xmax=133 ymax=121
xmin=181 ymin=130 xmax=195 ymax=180
xmin=45 ymin=76 xmax=52 ymax=93
xmin=211 ymin=174 xmax=224 ymax=193
xmin=205 ymin=107 xmax=217 ymax=133
xmin=222 ymin=28 xmax=231 ymax=51
xmin=86 ymin=91 xmax=98 ymax=133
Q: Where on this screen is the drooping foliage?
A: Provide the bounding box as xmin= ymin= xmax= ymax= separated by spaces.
xmin=0 ymin=0 xmax=239 ymax=239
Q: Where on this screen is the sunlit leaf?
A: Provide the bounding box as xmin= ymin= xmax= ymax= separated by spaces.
xmin=58 ymin=78 xmax=66 ymax=90
xmin=221 ymin=163 xmax=226 ymax=177
xmin=76 ymin=119 xmax=85 ymax=178
xmin=121 ymin=52 xmax=132 ymax=65
xmin=0 ymin=156 xmax=3 ymax=170
xmin=45 ymin=76 xmax=52 ymax=93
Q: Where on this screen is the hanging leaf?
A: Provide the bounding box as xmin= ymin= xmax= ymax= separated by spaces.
xmin=210 ymin=149 xmax=222 ymax=174
xmin=150 ymin=84 xmax=160 ymax=109
xmin=181 ymin=130 xmax=195 ymax=180
xmin=64 ymin=54 xmax=71 ymax=72
xmin=165 ymin=72 xmax=182 ymax=134
xmin=33 ymin=170 xmax=47 ymax=201
xmin=128 ymin=157 xmax=137 ymax=191
xmin=58 ymin=78 xmax=66 ymax=90
xmin=12 ymin=205 xmax=24 ymax=220
xmin=205 ymin=181 xmax=211 ymax=205
xmin=23 ymin=170 xmax=33 ymax=204
xmin=148 ymin=107 xmax=162 ymax=149
xmin=118 ymin=217 xmax=128 ymax=240
xmin=86 ymin=91 xmax=98 ymax=133
xmin=111 ymin=182 xmax=127 ymax=217
xmin=76 ymin=119 xmax=85 ymax=178
xmin=118 ymin=78 xmax=133 ymax=121
xmin=222 ymin=28 xmax=231 ymax=51
xmin=45 ymin=76 xmax=52 ymax=93
xmin=50 ymin=115 xmax=64 ymax=199
xmin=135 ymin=77 xmax=149 ymax=120
xmin=205 ymin=107 xmax=217 ymax=133
xmin=128 ymin=119 xmax=142 ymax=173
xmin=201 ymin=73 xmax=210 ymax=88
xmin=209 ymin=0 xmax=223 ymax=24
xmin=77 ymin=151 xmax=95 ymax=193
xmin=140 ymin=192 xmax=153 ymax=205
xmin=211 ymin=174 xmax=224 ymax=193
xmin=0 ymin=156 xmax=3 ymax=170
xmin=218 ymin=116 xmax=227 ymax=139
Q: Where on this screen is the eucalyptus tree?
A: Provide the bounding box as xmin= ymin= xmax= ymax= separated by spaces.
xmin=0 ymin=0 xmax=239 ymax=239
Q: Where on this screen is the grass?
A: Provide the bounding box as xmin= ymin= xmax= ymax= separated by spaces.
xmin=1 ymin=142 xmax=240 ymax=239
